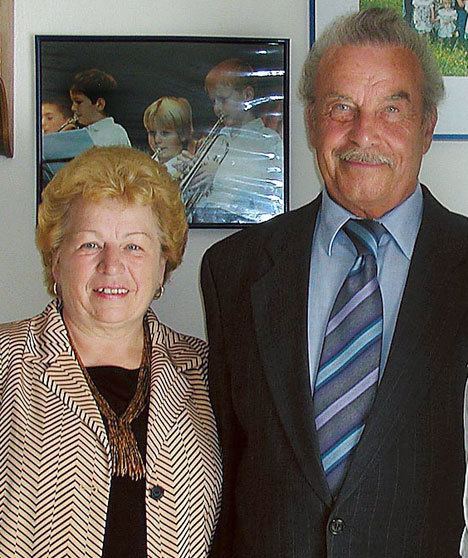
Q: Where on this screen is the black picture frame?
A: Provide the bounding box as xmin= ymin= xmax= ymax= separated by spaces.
xmin=35 ymin=35 xmax=290 ymax=228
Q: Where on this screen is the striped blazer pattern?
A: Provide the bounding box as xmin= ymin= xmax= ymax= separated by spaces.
xmin=0 ymin=300 xmax=222 ymax=558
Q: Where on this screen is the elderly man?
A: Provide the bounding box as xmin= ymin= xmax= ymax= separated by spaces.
xmin=202 ymin=8 xmax=468 ymax=558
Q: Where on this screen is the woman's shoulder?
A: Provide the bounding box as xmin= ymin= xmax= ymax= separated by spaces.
xmin=147 ymin=310 xmax=208 ymax=363
xmin=161 ymin=322 xmax=207 ymax=358
xmin=0 ymin=315 xmax=33 ymax=341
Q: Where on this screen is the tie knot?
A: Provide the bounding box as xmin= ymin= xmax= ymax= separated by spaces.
xmin=343 ymin=219 xmax=386 ymax=257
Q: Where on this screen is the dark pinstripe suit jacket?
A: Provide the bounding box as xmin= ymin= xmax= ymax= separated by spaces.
xmin=202 ymin=187 xmax=468 ymax=558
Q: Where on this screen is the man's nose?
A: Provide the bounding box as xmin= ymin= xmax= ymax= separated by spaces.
xmin=347 ymin=110 xmax=379 ymax=147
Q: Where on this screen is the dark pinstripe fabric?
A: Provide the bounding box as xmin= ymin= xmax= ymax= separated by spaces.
xmin=202 ymin=188 xmax=468 ymax=558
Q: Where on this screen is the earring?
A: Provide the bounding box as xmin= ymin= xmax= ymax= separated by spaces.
xmin=53 ymin=282 xmax=59 ymax=297
xmin=153 ymin=285 xmax=165 ymax=300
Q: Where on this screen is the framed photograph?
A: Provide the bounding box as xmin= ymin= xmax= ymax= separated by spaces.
xmin=0 ymin=0 xmax=14 ymax=157
xmin=309 ymin=0 xmax=468 ymax=140
xmin=35 ymin=35 xmax=289 ymax=228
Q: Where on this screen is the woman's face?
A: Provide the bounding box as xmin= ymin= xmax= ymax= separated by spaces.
xmin=52 ymin=197 xmax=166 ymax=335
xmin=147 ymin=126 xmax=183 ymax=164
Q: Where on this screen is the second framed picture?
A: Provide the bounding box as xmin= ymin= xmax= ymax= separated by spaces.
xmin=36 ymin=35 xmax=289 ymax=228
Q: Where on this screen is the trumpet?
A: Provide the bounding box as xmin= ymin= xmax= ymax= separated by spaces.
xmin=57 ymin=114 xmax=79 ymax=132
xmin=180 ymin=115 xmax=226 ymax=213
xmin=151 ymin=146 xmax=162 ymax=162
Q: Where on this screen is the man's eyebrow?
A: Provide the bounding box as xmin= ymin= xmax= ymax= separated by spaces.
xmin=324 ymin=93 xmax=354 ymax=102
xmin=387 ymin=91 xmax=411 ymax=102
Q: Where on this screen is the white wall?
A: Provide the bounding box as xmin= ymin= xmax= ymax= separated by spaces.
xmin=1 ymin=0 xmax=467 ymax=339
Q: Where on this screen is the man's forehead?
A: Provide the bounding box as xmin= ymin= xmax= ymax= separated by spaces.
xmin=314 ymin=44 xmax=424 ymax=97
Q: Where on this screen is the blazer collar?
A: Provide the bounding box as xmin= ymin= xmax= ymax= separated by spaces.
xmin=28 ymin=300 xmax=201 ymax=476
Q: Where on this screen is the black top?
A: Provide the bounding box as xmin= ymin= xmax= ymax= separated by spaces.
xmin=87 ymin=365 xmax=148 ymax=558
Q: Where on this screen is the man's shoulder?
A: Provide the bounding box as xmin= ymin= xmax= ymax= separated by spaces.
xmin=422 ymin=186 xmax=468 ymax=242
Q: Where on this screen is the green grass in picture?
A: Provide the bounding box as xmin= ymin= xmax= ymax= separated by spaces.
xmin=359 ymin=0 xmax=468 ymax=76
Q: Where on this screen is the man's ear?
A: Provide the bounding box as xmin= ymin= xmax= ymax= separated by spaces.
xmin=422 ymin=107 xmax=437 ymax=154
xmin=305 ymin=103 xmax=317 ymax=149
xmin=95 ymin=97 xmax=106 ymax=112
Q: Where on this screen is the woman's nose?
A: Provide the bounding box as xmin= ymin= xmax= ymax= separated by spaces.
xmin=97 ymin=246 xmax=124 ymax=274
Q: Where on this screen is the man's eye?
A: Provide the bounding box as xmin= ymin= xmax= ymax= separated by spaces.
xmin=386 ymin=105 xmax=399 ymax=113
xmin=329 ymin=103 xmax=354 ymax=120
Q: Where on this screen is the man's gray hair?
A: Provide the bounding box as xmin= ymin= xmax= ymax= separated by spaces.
xmin=298 ymin=8 xmax=444 ymax=117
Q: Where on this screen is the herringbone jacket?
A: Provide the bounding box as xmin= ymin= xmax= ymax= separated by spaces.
xmin=0 ymin=300 xmax=222 ymax=558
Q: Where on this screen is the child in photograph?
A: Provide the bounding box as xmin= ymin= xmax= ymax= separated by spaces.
xmin=143 ymin=96 xmax=194 ymax=177
xmin=456 ymin=0 xmax=468 ymax=40
xmin=42 ymin=69 xmax=130 ymax=186
xmin=41 ymin=99 xmax=76 ymax=134
xmin=465 ymin=0 xmax=468 ymax=38
xmin=191 ymin=58 xmax=284 ymax=224
xmin=412 ymin=0 xmax=435 ymax=33
xmin=435 ymin=0 xmax=458 ymax=38
xmin=68 ymin=69 xmax=131 ymax=147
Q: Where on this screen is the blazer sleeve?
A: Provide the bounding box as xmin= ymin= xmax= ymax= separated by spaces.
xmin=201 ymin=250 xmax=245 ymax=558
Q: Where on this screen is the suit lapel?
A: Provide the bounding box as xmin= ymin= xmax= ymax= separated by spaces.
xmin=338 ymin=189 xmax=468 ymax=502
xmin=251 ymin=198 xmax=332 ymax=505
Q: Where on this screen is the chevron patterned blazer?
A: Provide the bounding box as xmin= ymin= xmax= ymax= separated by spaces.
xmin=0 ymin=299 xmax=222 ymax=558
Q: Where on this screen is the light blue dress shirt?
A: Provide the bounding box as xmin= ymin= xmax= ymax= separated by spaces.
xmin=307 ymin=185 xmax=423 ymax=395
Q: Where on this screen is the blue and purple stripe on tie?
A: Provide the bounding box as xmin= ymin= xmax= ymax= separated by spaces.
xmin=314 ymin=219 xmax=385 ymax=496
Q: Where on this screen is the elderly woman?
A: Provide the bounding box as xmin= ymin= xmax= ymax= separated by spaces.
xmin=0 ymin=146 xmax=221 ymax=558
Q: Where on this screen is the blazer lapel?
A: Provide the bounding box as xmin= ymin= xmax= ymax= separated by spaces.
xmin=338 ymin=189 xmax=468 ymax=503
xmin=31 ymin=301 xmax=109 ymax=451
xmin=41 ymin=353 xmax=109 ymax=450
xmin=251 ymin=198 xmax=332 ymax=506
xmin=144 ymin=313 xmax=198 ymax=478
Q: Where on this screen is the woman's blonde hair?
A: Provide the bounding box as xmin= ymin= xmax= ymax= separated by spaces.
xmin=36 ymin=146 xmax=188 ymax=296
xmin=143 ymin=96 xmax=194 ymax=147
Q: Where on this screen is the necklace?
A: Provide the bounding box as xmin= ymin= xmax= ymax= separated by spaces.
xmin=66 ymin=319 xmax=151 ymax=480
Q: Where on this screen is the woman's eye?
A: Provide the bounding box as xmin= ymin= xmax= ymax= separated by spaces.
xmin=80 ymin=242 xmax=99 ymax=250
xmin=126 ymin=243 xmax=141 ymax=251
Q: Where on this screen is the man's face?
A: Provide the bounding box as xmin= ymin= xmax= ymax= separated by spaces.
xmin=307 ymin=44 xmax=437 ymax=218
xmin=70 ymin=91 xmax=104 ymax=126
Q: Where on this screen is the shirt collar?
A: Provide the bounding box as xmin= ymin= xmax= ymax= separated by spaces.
xmin=318 ymin=184 xmax=423 ymax=259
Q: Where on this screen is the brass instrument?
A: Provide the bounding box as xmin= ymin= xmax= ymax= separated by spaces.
xmin=151 ymin=146 xmax=162 ymax=162
xmin=180 ymin=115 xmax=226 ymax=213
xmin=57 ymin=114 xmax=78 ymax=132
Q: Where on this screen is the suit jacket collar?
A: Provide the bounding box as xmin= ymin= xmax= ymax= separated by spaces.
xmin=250 ymin=196 xmax=333 ymax=505
xmin=26 ymin=299 xmax=201 ymax=476
xmin=338 ymin=186 xmax=468 ymax=502
xmin=251 ymin=188 xmax=468 ymax=508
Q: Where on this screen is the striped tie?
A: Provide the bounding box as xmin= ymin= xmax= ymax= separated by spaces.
xmin=314 ymin=219 xmax=385 ymax=496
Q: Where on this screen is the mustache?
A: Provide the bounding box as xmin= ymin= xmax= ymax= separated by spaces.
xmin=337 ymin=148 xmax=394 ymax=168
